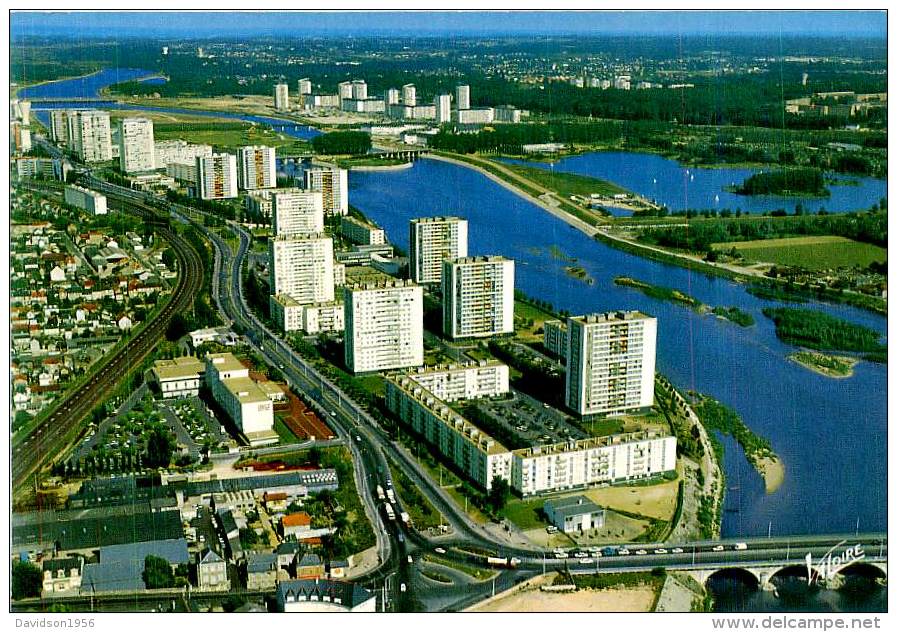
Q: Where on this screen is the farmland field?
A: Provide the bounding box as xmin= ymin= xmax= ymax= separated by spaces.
xmin=712 ymin=236 xmax=886 ymax=270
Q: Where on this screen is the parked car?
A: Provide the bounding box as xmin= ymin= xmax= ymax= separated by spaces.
xmin=654 ymin=548 xmax=669 ymax=555
xmin=712 ymin=545 xmax=725 ymax=552
xmin=671 ymin=548 xmax=684 ymax=554
xmin=434 ymin=547 xmax=446 ymax=554
xmin=635 ymin=549 xmax=648 ymax=556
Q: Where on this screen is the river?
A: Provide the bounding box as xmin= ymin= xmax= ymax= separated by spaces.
xmin=23 ymin=68 xmax=320 ymax=140
xmin=500 ymin=152 xmax=886 ymax=215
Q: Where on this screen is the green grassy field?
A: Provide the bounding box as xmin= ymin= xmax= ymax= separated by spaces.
xmin=155 ymin=125 xmax=310 ymax=154
xmin=500 ymin=497 xmax=549 ymax=530
xmin=502 ymin=162 xmax=629 ymax=198
xmin=714 ymin=236 xmax=886 ymax=270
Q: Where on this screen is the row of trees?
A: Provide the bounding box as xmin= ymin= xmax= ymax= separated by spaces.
xmin=311 ymin=131 xmax=372 ymax=156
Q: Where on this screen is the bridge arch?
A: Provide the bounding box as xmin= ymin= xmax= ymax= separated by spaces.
xmin=692 ymin=567 xmax=762 ymax=588
xmin=836 ymin=562 xmax=887 ymax=582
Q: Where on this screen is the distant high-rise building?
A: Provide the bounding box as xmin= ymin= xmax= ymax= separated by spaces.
xmin=154 ymin=139 xmax=213 ymax=170
xmin=274 ymin=83 xmax=290 ymax=111
xmin=493 ymin=105 xmax=521 ymax=123
xmin=162 ymin=46 xmax=169 ymax=55
xmin=385 ymin=88 xmax=401 ymax=105
xmin=351 ymin=80 xmax=368 ymax=100
xmin=49 ymin=110 xmax=70 ymax=145
xmin=10 ymin=99 xmax=31 ymax=123
xmin=565 ymin=311 xmax=657 ymax=417
xmin=196 ymin=153 xmax=238 ymax=200
xmin=344 ymin=279 xmax=423 ymax=373
xmin=197 ymin=47 xmax=204 ymax=58
xmin=237 ymin=145 xmax=276 ymax=190
xmin=435 ymin=94 xmax=452 ymax=123
xmin=455 ymin=84 xmax=471 ymax=110
xmin=304 ymin=166 xmax=348 ymax=216
xmin=802 ymin=72 xmax=809 ymax=86
xmin=402 ymin=84 xmax=417 ymax=106
xmin=67 ymin=110 xmax=113 ymax=163
xmin=456 ymin=108 xmax=494 ymax=125
xmin=614 ymin=75 xmax=631 ymax=90
xmin=409 ymin=216 xmax=468 ymax=285
xmin=272 ymin=190 xmax=324 ymax=237
xmin=10 ymin=122 xmax=31 ymax=154
xmin=117 ymin=118 xmax=155 ymax=174
xmin=442 ymin=256 xmax=515 ymax=339
xmin=269 ymin=234 xmax=335 ymax=304
xmin=338 ymin=81 xmax=353 ymax=103
xmin=298 ymin=78 xmax=312 ymax=94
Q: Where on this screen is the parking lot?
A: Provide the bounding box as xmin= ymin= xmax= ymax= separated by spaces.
xmin=478 ymin=390 xmax=588 ymax=447
xmin=159 ymin=396 xmax=230 ymax=457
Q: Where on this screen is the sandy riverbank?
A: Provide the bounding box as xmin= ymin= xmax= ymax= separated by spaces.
xmin=346 ymin=161 xmax=414 ymax=172
xmin=788 ymin=352 xmax=858 ymax=379
xmin=757 ymin=456 xmax=785 ymax=494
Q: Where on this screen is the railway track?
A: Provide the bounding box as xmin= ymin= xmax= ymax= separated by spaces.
xmin=11 ymin=192 xmax=205 ymax=495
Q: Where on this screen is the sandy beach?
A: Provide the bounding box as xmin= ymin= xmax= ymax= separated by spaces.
xmin=757 ymin=455 xmax=785 ymax=494
xmin=471 ymin=586 xmax=657 ymax=612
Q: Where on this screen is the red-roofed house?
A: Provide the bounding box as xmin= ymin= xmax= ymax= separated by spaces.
xmin=281 ymin=512 xmax=312 ymax=539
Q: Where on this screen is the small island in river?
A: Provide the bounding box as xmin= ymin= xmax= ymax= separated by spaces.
xmin=789 ymin=350 xmax=859 ymax=378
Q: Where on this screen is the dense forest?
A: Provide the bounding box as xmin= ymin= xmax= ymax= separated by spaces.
xmin=311 ymin=130 xmax=372 ymax=155
xmin=735 ymin=168 xmax=828 ymax=196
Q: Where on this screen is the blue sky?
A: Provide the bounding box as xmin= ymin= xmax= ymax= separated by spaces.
xmin=10 ymin=11 xmax=887 ymax=38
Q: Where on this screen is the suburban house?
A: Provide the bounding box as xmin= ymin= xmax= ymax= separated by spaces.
xmin=197 ymin=549 xmax=229 ymax=591
xmin=281 ymin=512 xmax=312 ymax=539
xmin=296 ymin=553 xmax=324 ymax=580
xmin=245 ymin=552 xmax=279 ymax=590
xmin=42 ymin=556 xmax=84 ymax=595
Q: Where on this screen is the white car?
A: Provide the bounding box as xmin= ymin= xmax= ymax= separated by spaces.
xmin=573 ymin=551 xmax=589 ymax=558
xmin=617 ymin=548 xmax=631 ymax=556
xmin=712 ymin=545 xmax=725 ymax=552
xmin=671 ymin=548 xmax=684 ymax=554
xmin=434 ymin=547 xmax=446 ymax=554
xmin=654 ymin=548 xmax=669 ymax=555
xmin=407 ymin=555 xmax=413 ymax=564
xmin=554 ymin=552 xmax=569 ymax=559
xmin=400 ymin=583 xmax=407 ymax=593
xmin=579 ymin=557 xmax=593 ymax=565
xmin=635 ymin=549 xmax=648 ymax=556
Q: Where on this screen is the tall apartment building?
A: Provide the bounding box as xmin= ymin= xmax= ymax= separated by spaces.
xmin=67 ymin=110 xmax=113 ymax=163
xmin=197 ymin=153 xmax=238 ymax=200
xmin=403 ymin=361 xmax=510 ymax=403
xmin=237 ymin=145 xmax=277 ymax=190
xmin=351 ymin=80 xmax=368 ymax=100
xmin=154 ymin=140 xmax=213 ymax=169
xmin=455 ymin=84 xmax=471 ymax=110
xmin=337 ymin=81 xmax=353 ymax=102
xmin=435 ymin=94 xmax=452 ymax=123
xmin=268 ymin=234 xmax=335 ymax=304
xmin=272 ymin=190 xmax=324 ymax=236
xmin=10 ymin=99 xmax=31 ymax=122
xmin=269 ymin=294 xmax=344 ymax=334
xmin=493 ymin=105 xmax=521 ymax=123
xmin=344 ymin=279 xmax=423 ymax=373
xmin=304 ymin=166 xmax=348 ymax=216
xmin=246 ymin=187 xmax=305 ymax=222
xmin=274 ymin=83 xmax=290 ymax=111
xmin=117 ymin=118 xmax=155 ymax=174
xmin=409 ymin=216 xmax=468 ymax=284
xmin=385 ymin=88 xmax=400 ymax=105
xmin=565 ymin=311 xmax=657 ymax=417
xmin=49 ymin=110 xmax=70 ymax=145
xmin=10 ymin=122 xmax=31 ymax=154
xmin=401 ymin=84 xmax=417 ymax=106
xmin=543 ymin=319 xmax=568 ymax=357
xmin=442 ymin=256 xmax=515 ymax=339
xmin=614 ymin=75 xmax=632 ymax=90
xmin=340 ymin=215 xmax=386 ymax=246
xmin=297 ymin=78 xmax=312 ymax=95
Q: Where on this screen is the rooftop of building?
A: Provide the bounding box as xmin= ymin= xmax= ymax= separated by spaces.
xmin=218 ymin=376 xmax=270 ymax=404
xmin=100 ymin=538 xmax=189 ymax=567
xmin=512 ymin=430 xmax=671 ymax=458
xmin=282 ymin=512 xmax=312 ymax=528
xmin=410 ymin=216 xmax=465 ymax=224
xmin=152 ymin=356 xmax=204 ymax=380
xmin=277 ymin=579 xmax=373 ymax=608
xmin=271 ymin=293 xmax=302 ymax=307
xmin=346 ymin=277 xmax=419 ymax=292
xmin=206 ymin=352 xmax=249 ymax=374
xmin=570 ymin=311 xmax=653 ymax=325
xmin=447 ymin=255 xmax=512 ymax=265
xmin=246 ymin=552 xmax=278 ymax=573
xmin=271 ymin=232 xmax=330 ymax=243
xmin=543 ymin=495 xmax=604 ymax=518
xmin=404 ymin=359 xmax=506 ymax=377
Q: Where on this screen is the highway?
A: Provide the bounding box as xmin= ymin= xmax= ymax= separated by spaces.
xmin=11 ymin=183 xmax=205 ymax=495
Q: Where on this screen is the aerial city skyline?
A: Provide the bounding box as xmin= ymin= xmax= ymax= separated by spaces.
xmin=7 ymin=9 xmax=888 ymax=622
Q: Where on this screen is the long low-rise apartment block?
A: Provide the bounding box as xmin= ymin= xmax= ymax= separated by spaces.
xmin=402 ymin=361 xmax=509 ymax=403
xmin=385 ymin=371 xmax=676 ymax=496
xmin=64 ymin=184 xmax=107 ymax=215
xmin=511 ymin=431 xmax=676 ymax=496
xmin=270 ymin=294 xmax=345 ymax=334
xmin=341 ymin=215 xmax=386 ymax=245
xmin=385 ymin=375 xmax=512 ymax=490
